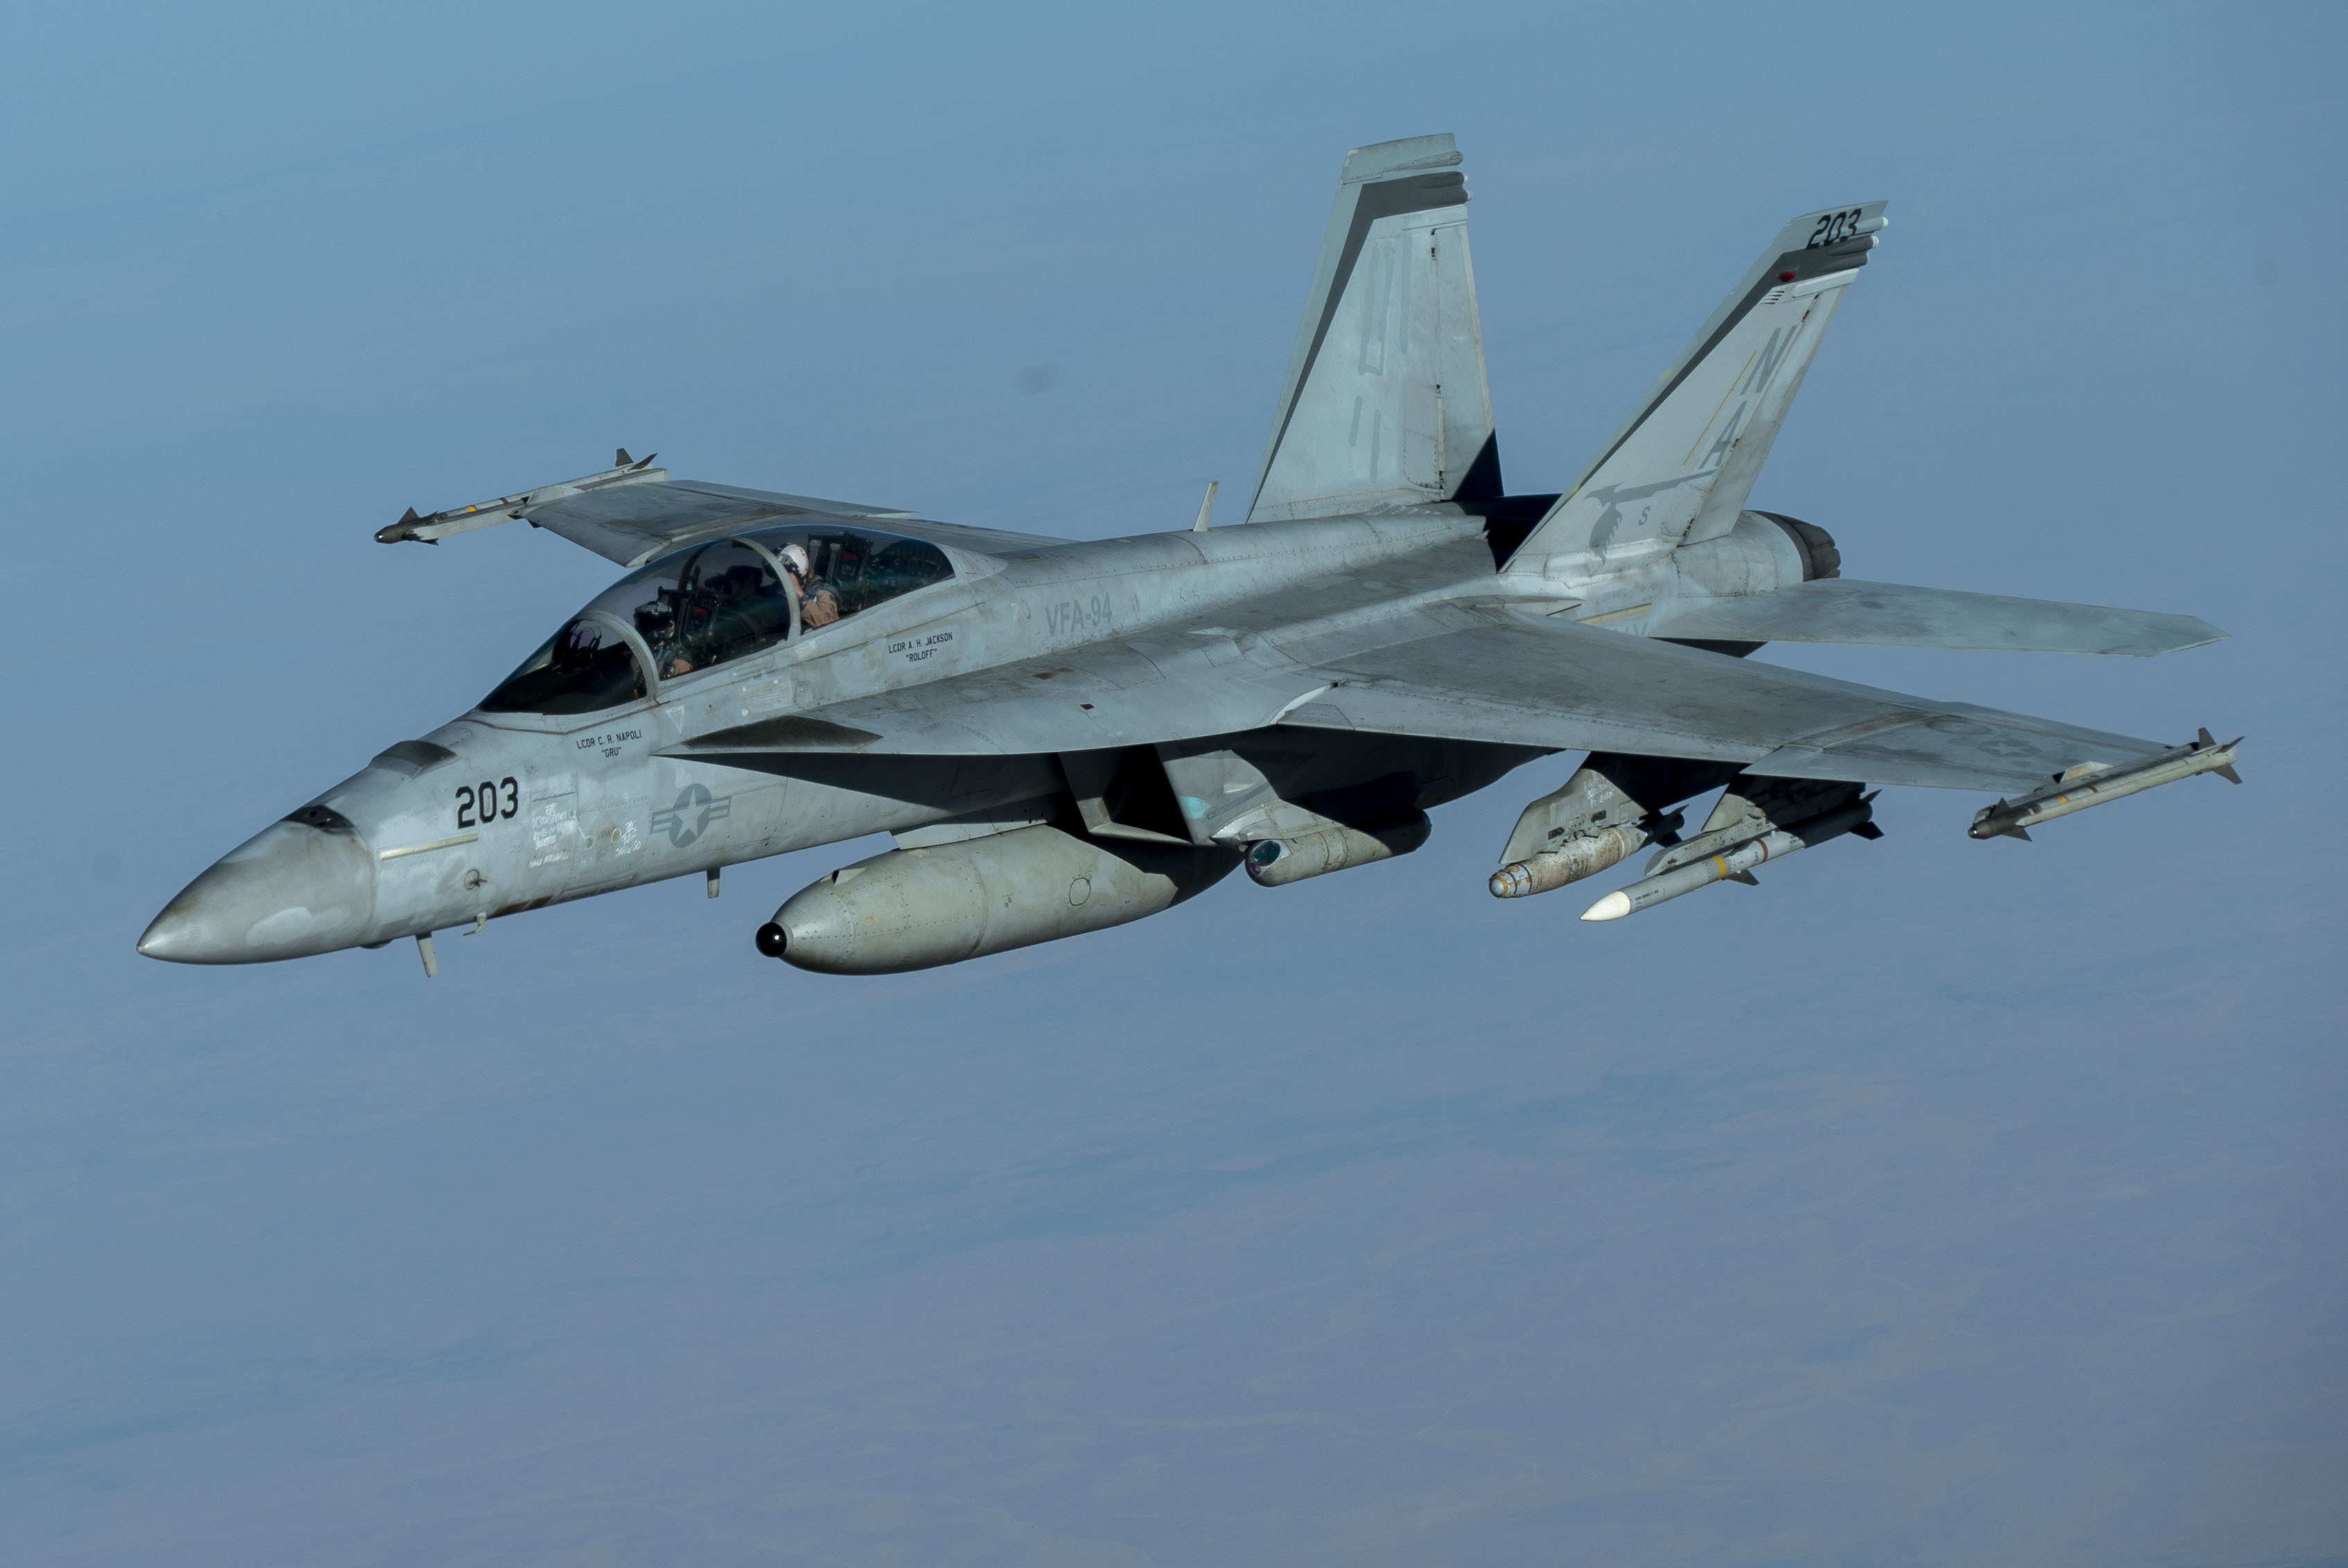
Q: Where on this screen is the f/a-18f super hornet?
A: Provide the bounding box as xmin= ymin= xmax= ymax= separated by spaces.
xmin=140 ymin=134 xmax=2239 ymax=976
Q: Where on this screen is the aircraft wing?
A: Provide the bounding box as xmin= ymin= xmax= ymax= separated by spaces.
xmin=672 ymin=599 xmax=2173 ymax=793
xmin=380 ymin=461 xmax=1067 ymax=567
xmin=522 ymin=479 xmax=1069 ymax=567
xmin=1271 ymin=607 xmax=2171 ymax=791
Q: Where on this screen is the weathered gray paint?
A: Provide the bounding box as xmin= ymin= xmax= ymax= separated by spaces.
xmin=139 ymin=136 xmax=2234 ymax=971
xmin=1648 ymin=577 xmax=2225 ymax=654
xmin=1248 ymin=134 xmax=1496 ymax=522
xmin=763 ymin=825 xmax=1238 ymax=974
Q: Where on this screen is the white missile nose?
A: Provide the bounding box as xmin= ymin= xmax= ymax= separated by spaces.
xmin=1579 ymin=890 xmax=1633 ymax=922
xmin=138 ymin=812 xmax=378 ymax=964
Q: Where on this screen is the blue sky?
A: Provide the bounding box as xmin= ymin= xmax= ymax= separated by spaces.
xmin=2 ymin=3 xmax=2342 ymax=1562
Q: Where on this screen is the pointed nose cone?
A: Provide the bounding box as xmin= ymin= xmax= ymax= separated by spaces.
xmin=139 ymin=818 xmax=377 ymax=964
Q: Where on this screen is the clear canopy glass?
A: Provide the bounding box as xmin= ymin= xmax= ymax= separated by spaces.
xmin=481 ymin=525 xmax=954 ymax=714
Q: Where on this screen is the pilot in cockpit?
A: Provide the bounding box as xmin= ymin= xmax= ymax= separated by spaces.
xmin=658 ymin=595 xmax=704 ymax=679
xmin=780 ymin=543 xmax=841 ymax=628
xmin=628 ymin=597 xmax=685 ymax=678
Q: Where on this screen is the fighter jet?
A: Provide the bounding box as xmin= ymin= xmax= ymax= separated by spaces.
xmin=139 ymin=134 xmax=2239 ymax=977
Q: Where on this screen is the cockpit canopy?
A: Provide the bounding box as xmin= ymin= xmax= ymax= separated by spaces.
xmin=481 ymin=525 xmax=954 ymax=715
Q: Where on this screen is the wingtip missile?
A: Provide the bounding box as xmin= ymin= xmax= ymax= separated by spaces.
xmin=376 ymin=452 xmax=667 ymax=545
xmin=1967 ymin=731 xmax=2242 ymax=840
xmin=2198 ymin=728 xmax=2245 ymax=783
xmin=374 ymin=506 xmax=430 ymax=545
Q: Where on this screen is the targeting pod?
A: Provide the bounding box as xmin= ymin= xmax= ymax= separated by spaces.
xmin=1969 ymin=730 xmax=2242 ymax=840
xmin=1489 ymin=814 xmax=1681 ymax=899
xmin=1245 ymin=813 xmax=1430 ymax=887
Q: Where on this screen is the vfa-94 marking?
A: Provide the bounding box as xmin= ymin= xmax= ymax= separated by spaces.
xmin=1044 ymin=594 xmax=1114 ymax=638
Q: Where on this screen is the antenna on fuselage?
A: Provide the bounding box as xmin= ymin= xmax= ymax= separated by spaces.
xmin=1192 ymin=479 xmax=1219 ymax=532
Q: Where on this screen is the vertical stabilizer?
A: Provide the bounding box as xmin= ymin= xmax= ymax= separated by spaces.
xmin=1246 ymin=134 xmax=1499 ymax=524
xmin=1503 ymin=202 xmax=1887 ymax=574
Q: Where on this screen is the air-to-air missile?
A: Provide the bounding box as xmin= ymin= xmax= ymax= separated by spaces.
xmin=1968 ymin=730 xmax=2242 ymax=840
xmin=1579 ymin=795 xmax=1880 ymax=922
xmin=374 ymin=450 xmax=665 ymax=545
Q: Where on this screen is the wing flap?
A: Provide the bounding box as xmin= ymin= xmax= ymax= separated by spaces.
xmin=1649 ymin=579 xmax=2226 ymax=656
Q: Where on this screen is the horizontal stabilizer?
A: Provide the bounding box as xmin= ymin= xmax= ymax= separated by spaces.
xmin=1649 ymin=579 xmax=2227 ymax=656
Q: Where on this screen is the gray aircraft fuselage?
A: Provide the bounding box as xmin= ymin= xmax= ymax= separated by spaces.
xmin=139 ymin=134 xmax=2235 ymax=973
xmin=139 ymin=508 xmax=1583 ymax=965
